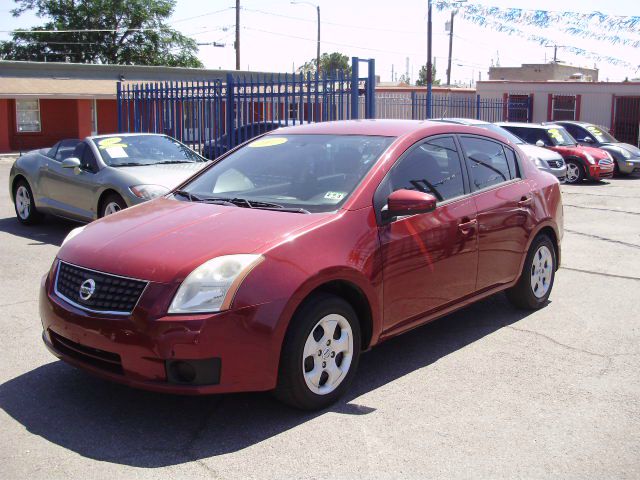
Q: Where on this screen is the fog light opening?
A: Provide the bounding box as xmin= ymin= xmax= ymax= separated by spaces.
xmin=169 ymin=361 xmax=197 ymax=383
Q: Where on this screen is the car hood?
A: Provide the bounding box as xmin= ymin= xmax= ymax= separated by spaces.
xmin=517 ymin=144 xmax=563 ymax=161
xmin=58 ymin=198 xmax=333 ymax=283
xmin=552 ymin=144 xmax=609 ymax=159
xmin=601 ymin=143 xmax=640 ymax=157
xmin=113 ymin=162 xmax=209 ymax=189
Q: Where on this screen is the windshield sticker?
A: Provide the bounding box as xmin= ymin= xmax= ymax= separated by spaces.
xmin=248 ymin=137 xmax=288 ymax=148
xmin=548 ymin=128 xmax=563 ymax=143
xmin=586 ymin=125 xmax=603 ymax=135
xmin=98 ymin=137 xmax=128 ymax=149
xmin=324 ymin=191 xmax=345 ymax=201
xmin=105 ymin=146 xmax=128 ymax=158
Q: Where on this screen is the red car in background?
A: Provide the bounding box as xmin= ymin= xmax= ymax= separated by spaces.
xmin=497 ymin=122 xmax=615 ymax=184
xmin=40 ymin=120 xmax=563 ymax=410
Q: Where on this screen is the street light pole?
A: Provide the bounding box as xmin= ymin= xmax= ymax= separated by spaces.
xmin=235 ymin=0 xmax=240 ymax=70
xmin=446 ymin=10 xmax=454 ymax=86
xmin=427 ymin=0 xmax=432 ymax=118
xmin=291 ymin=1 xmax=320 ymax=74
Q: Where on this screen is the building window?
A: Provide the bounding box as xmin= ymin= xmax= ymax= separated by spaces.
xmin=552 ymin=95 xmax=576 ymax=121
xmin=16 ymin=99 xmax=41 ymax=132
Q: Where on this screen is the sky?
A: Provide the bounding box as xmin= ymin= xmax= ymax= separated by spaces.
xmin=0 ymin=0 xmax=638 ymax=83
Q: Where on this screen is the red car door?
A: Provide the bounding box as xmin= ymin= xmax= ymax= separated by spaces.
xmin=377 ymin=136 xmax=479 ymax=332
xmin=458 ymin=135 xmax=535 ymax=291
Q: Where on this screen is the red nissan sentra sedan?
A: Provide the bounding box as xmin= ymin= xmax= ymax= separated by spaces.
xmin=40 ymin=120 xmax=563 ymax=410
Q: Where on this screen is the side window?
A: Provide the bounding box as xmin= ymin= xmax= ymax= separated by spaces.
xmin=81 ymin=145 xmax=99 ymax=173
xmin=460 ymin=136 xmax=513 ymax=190
xmin=56 ymin=139 xmax=82 ymax=161
xmin=504 ymin=147 xmax=520 ymax=179
xmin=388 ymin=136 xmax=465 ymax=202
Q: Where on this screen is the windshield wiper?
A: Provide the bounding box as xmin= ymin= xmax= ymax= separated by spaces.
xmin=206 ymin=197 xmax=310 ymax=214
xmin=112 ymin=162 xmax=147 ymax=167
xmin=156 ymin=160 xmax=197 ymax=164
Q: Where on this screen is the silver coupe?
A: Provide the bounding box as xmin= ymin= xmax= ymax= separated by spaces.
xmin=9 ymin=133 xmax=209 ymax=224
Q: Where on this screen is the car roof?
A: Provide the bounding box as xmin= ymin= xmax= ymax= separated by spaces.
xmin=432 ymin=118 xmax=490 ymax=126
xmin=549 ymin=120 xmax=590 ymax=126
xmin=275 ymin=119 xmax=493 ymax=137
xmin=497 ymin=122 xmax=564 ymax=130
xmin=88 ymin=132 xmax=168 ymax=140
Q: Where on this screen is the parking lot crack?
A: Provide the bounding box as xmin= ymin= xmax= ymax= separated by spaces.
xmin=564 ymin=204 xmax=640 ymax=216
xmin=564 ymin=229 xmax=640 ymax=250
xmin=506 ymin=326 xmax=607 ymax=359
xmin=560 ymin=267 xmax=640 ymax=282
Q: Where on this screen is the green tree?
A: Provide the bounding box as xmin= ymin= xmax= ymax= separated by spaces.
xmin=398 ymin=74 xmax=410 ymax=85
xmin=0 ymin=0 xmax=203 ymax=67
xmin=298 ymin=52 xmax=351 ymax=76
xmin=415 ymin=63 xmax=440 ymax=86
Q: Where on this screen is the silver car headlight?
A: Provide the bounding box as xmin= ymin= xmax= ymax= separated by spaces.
xmin=533 ymin=157 xmax=546 ymax=169
xmin=130 ymin=184 xmax=170 ymax=200
xmin=612 ymin=147 xmax=630 ymax=159
xmin=168 ymin=254 xmax=264 ymax=314
xmin=61 ymin=225 xmax=86 ymax=247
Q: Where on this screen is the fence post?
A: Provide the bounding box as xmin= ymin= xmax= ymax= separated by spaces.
xmin=476 ymin=94 xmax=481 ymax=120
xmin=226 ymin=73 xmax=235 ymax=151
xmin=411 ymin=91 xmax=417 ymax=120
xmin=351 ymin=57 xmax=359 ymax=119
xmin=117 ymin=82 xmax=122 ymax=132
xmin=366 ymin=58 xmax=376 ymax=119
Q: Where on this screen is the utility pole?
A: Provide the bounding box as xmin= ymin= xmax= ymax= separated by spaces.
xmin=235 ymin=0 xmax=240 ymax=70
xmin=291 ymin=2 xmax=320 ymax=74
xmin=427 ymin=0 xmax=433 ymax=118
xmin=446 ymin=10 xmax=455 ymax=86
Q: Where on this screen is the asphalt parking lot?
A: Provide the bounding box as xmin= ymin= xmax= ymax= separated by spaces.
xmin=0 ymin=156 xmax=638 ymax=479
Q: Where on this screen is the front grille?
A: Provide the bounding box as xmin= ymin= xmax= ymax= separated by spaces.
xmin=55 ymin=261 xmax=147 ymax=314
xmin=49 ymin=330 xmax=123 ymax=374
xmin=598 ymin=158 xmax=613 ymax=165
xmin=546 ymin=159 xmax=564 ymax=168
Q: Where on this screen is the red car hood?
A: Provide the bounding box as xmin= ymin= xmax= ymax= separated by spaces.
xmin=58 ymin=198 xmax=332 ymax=282
xmin=550 ymin=144 xmax=609 ymax=159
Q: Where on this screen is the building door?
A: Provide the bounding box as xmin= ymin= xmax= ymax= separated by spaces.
xmin=614 ymin=97 xmax=640 ymax=147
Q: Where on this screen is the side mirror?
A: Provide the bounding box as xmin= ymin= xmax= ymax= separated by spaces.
xmin=383 ymin=189 xmax=437 ymax=221
xmin=61 ymin=157 xmax=82 ymax=174
xmin=582 ymin=137 xmax=593 ymax=143
xmin=535 ymin=140 xmax=545 ymax=147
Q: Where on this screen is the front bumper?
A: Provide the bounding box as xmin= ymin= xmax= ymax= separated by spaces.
xmin=617 ymin=158 xmax=640 ymax=175
xmin=547 ymin=164 xmax=567 ymax=182
xmin=40 ymin=271 xmax=286 ymax=395
xmin=587 ymin=162 xmax=615 ymax=180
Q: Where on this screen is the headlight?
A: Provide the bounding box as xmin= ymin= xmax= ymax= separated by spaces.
xmin=533 ymin=157 xmax=546 ymax=169
xmin=612 ymin=147 xmax=630 ymax=159
xmin=584 ymin=152 xmax=595 ymax=164
xmin=61 ymin=225 xmax=86 ymax=247
xmin=168 ymin=254 xmax=264 ymax=314
xmin=130 ymin=184 xmax=170 ymax=200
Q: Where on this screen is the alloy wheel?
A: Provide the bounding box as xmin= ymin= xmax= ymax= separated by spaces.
xmin=104 ymin=202 xmax=121 ymax=216
xmin=530 ymin=245 xmax=553 ymax=298
xmin=15 ymin=186 xmax=31 ymax=220
xmin=302 ymin=314 xmax=353 ymax=395
xmin=566 ymin=163 xmax=580 ymax=183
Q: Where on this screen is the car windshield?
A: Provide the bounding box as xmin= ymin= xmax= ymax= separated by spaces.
xmin=479 ymin=124 xmax=525 ymax=144
xmin=584 ymin=124 xmax=617 ymax=143
xmin=179 ymin=134 xmax=395 ymax=213
xmin=545 ymin=127 xmax=576 ymax=146
xmin=93 ymin=135 xmax=205 ymax=167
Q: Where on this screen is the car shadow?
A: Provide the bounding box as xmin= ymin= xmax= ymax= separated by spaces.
xmin=0 ymin=216 xmax=78 ymax=247
xmin=0 ymin=293 xmax=536 ymax=468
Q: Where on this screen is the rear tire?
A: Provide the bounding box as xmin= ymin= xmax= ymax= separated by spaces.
xmin=507 ymin=234 xmax=556 ymax=310
xmin=14 ymin=179 xmax=42 ymax=225
xmin=565 ymin=160 xmax=584 ymax=184
xmin=274 ymin=293 xmax=361 ymax=410
xmin=100 ymin=193 xmax=127 ymax=217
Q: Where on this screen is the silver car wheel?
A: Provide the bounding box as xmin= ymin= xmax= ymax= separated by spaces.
xmin=302 ymin=313 xmax=353 ymax=395
xmin=104 ymin=202 xmax=121 ymax=216
xmin=530 ymin=245 xmax=553 ymax=299
xmin=566 ymin=163 xmax=580 ymax=183
xmin=15 ymin=186 xmax=31 ymax=220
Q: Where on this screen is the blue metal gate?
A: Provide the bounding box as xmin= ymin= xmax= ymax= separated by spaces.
xmin=117 ymin=58 xmax=376 ymax=158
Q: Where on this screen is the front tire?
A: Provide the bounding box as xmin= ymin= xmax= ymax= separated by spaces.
xmin=565 ymin=160 xmax=584 ymax=184
xmin=100 ymin=193 xmax=127 ymax=217
xmin=274 ymin=293 xmax=361 ymax=410
xmin=507 ymin=234 xmax=556 ymax=310
xmin=14 ymin=179 xmax=42 ymax=225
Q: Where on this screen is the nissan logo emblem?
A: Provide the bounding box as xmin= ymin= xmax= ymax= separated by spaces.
xmin=79 ymin=278 xmax=96 ymax=301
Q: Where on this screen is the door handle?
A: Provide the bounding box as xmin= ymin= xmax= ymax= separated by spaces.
xmin=518 ymin=196 xmax=533 ymax=207
xmin=458 ymin=219 xmax=477 ymax=234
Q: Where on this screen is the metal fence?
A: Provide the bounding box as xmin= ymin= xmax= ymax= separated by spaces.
xmin=117 ymin=58 xmax=376 ymax=157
